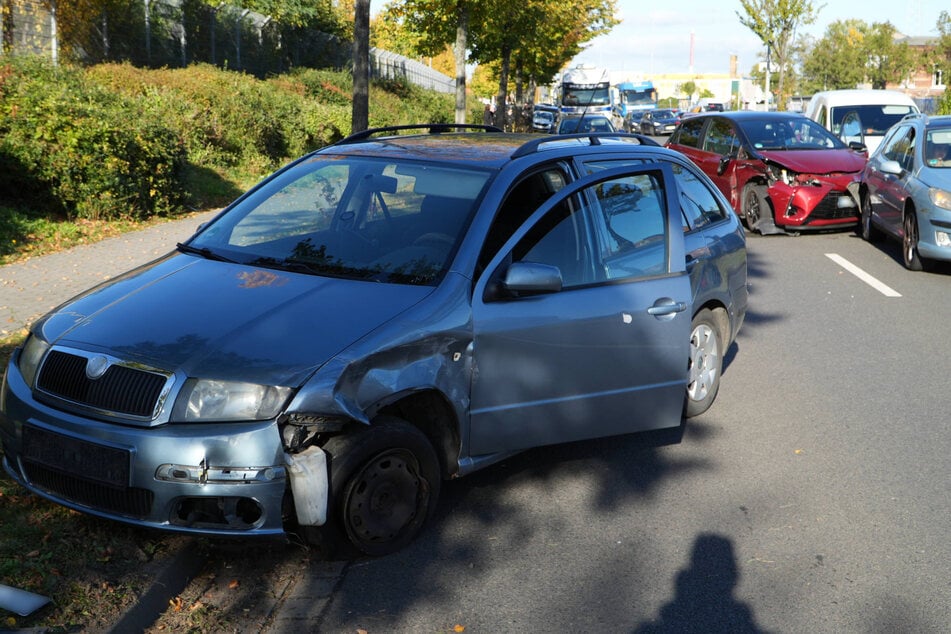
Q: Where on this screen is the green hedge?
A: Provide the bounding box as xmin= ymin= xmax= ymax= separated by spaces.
xmin=0 ymin=58 xmax=462 ymax=223
xmin=0 ymin=57 xmax=187 ymax=220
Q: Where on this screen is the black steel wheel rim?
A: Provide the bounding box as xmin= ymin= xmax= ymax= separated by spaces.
xmin=343 ymin=448 xmax=427 ymax=548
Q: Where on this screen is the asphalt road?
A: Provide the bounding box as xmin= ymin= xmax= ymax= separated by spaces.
xmin=3 ymin=206 xmax=950 ymax=632
xmin=305 ymin=229 xmax=951 ymax=633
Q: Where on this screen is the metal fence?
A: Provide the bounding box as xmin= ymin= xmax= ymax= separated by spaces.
xmin=0 ymin=0 xmax=452 ymax=93
xmin=370 ymin=47 xmax=453 ymax=93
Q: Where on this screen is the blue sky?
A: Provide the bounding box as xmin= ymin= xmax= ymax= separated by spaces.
xmin=569 ymin=0 xmax=944 ymax=76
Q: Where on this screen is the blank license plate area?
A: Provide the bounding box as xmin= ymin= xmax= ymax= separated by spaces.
xmin=23 ymin=425 xmax=130 ymax=488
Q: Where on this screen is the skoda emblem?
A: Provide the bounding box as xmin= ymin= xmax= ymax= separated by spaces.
xmin=85 ymin=355 xmax=111 ymax=380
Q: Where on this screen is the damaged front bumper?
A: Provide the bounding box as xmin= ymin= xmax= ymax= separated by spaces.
xmin=766 ymin=177 xmax=861 ymax=229
xmin=0 ymin=357 xmax=329 ymax=538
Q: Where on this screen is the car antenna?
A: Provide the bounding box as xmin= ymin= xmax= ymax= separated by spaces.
xmin=579 ymin=67 xmax=608 ymax=121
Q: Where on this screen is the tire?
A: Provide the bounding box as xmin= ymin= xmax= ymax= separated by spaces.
xmin=742 ymin=185 xmax=773 ymax=234
xmin=315 ymin=416 xmax=441 ymax=558
xmin=860 ymin=192 xmax=883 ymax=242
xmin=903 ymin=210 xmax=934 ymax=272
xmin=686 ymin=309 xmax=723 ymax=418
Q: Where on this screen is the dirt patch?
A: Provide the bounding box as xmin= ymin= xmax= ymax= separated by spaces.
xmin=142 ymin=539 xmax=315 ymax=633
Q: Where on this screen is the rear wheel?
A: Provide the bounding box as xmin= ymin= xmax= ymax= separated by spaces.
xmin=903 ymin=210 xmax=934 ymax=272
xmin=687 ymin=309 xmax=723 ymax=418
xmin=316 ymin=417 xmax=441 ymax=558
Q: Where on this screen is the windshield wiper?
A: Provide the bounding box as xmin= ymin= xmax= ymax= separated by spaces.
xmin=176 ymin=243 xmax=235 ymax=263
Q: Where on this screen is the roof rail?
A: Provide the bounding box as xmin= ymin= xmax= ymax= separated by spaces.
xmin=511 ymin=132 xmax=660 ymax=159
xmin=335 ymin=124 xmax=503 ymax=145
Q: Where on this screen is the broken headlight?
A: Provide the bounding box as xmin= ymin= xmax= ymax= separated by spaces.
xmin=171 ymin=378 xmax=293 ymax=422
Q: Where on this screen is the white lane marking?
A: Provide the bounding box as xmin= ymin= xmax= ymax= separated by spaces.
xmin=825 ymin=253 xmax=902 ymax=297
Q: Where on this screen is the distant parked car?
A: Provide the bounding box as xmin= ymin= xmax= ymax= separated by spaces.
xmin=666 ymin=111 xmax=866 ymax=234
xmin=557 ymin=114 xmax=616 ymax=134
xmin=859 ymin=113 xmax=951 ymax=270
xmin=639 ymin=109 xmax=681 ymax=135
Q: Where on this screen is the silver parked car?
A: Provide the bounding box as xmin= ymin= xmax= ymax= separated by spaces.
xmin=1 ymin=125 xmax=747 ymax=556
xmin=859 ymin=113 xmax=951 ymax=270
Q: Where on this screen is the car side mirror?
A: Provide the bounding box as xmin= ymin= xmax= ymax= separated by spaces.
xmin=716 ymin=154 xmax=734 ymax=176
xmin=849 ymin=141 xmax=868 ymax=155
xmin=879 ymin=159 xmax=903 ymax=176
xmin=501 ymin=262 xmax=563 ymax=296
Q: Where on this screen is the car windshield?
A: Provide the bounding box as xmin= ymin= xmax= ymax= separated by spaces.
xmin=186 ymin=156 xmax=491 ymax=285
xmin=830 ymin=104 xmax=917 ymax=136
xmin=739 ymin=117 xmax=846 ymax=151
xmin=654 ymin=110 xmax=676 ymax=119
xmin=925 ymin=127 xmax=951 ymax=168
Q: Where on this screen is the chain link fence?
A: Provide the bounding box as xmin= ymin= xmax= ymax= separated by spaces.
xmin=1 ymin=0 xmax=452 ymax=92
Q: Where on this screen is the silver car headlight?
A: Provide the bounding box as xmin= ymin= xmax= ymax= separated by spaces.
xmin=171 ymin=378 xmax=293 ymax=422
xmin=929 ymin=188 xmax=951 ymax=211
xmin=18 ymin=335 xmax=50 ymax=389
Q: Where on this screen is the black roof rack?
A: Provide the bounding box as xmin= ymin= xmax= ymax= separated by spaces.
xmin=511 ymin=132 xmax=660 ymax=159
xmin=335 ymin=124 xmax=504 ymax=145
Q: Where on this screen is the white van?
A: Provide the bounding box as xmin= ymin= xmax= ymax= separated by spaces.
xmin=804 ymin=89 xmax=919 ymax=153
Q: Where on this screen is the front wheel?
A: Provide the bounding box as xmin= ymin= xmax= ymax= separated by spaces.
xmin=319 ymin=417 xmax=441 ymax=557
xmin=687 ymin=309 xmax=723 ymax=418
xmin=860 ymin=192 xmax=883 ymax=242
xmin=742 ymin=185 xmax=775 ymax=234
xmin=903 ymin=211 xmax=934 ymax=272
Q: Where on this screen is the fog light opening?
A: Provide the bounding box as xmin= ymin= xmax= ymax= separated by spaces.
xmin=935 ymin=231 xmax=951 ymax=247
xmin=171 ymin=496 xmax=263 ymax=529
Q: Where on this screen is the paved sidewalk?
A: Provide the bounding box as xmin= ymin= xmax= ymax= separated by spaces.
xmin=0 ymin=210 xmax=220 ymax=336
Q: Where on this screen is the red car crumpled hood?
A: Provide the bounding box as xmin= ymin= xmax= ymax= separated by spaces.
xmin=758 ymin=149 xmax=866 ymax=175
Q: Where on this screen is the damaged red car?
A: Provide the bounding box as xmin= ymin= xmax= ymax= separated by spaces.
xmin=666 ymin=111 xmax=867 ymax=234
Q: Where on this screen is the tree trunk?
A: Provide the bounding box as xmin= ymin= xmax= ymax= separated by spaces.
xmin=496 ymin=44 xmax=511 ymax=130
xmin=351 ymin=0 xmax=370 ymax=134
xmin=453 ymin=3 xmax=468 ymax=124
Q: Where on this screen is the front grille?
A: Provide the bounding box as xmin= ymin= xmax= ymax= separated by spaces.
xmin=806 ymin=192 xmax=857 ymax=222
xmin=37 ymin=349 xmax=169 ymax=418
xmin=23 ymin=462 xmax=153 ymax=518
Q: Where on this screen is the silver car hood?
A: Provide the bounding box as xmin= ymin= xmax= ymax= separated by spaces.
xmin=36 ymin=253 xmax=433 ymax=387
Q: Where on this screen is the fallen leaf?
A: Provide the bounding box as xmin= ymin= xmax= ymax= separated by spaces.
xmin=357 ymin=630 xmax=368 ymax=634
xmin=454 ymin=626 xmax=466 ymax=633
xmin=189 ymin=601 xmax=205 ymax=612
xmin=794 ymin=449 xmax=803 ymax=455
xmin=169 ymin=597 xmax=184 ymax=612
xmin=228 ymin=579 xmax=240 ymax=589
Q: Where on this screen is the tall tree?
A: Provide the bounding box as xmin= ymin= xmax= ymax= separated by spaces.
xmin=737 ymin=0 xmax=820 ymax=111
xmin=352 ymin=0 xmax=370 ymax=133
xmin=800 ymin=19 xmax=867 ymax=92
xmin=381 ymin=0 xmax=616 ymax=126
xmin=800 ymin=19 xmax=920 ymax=93
xmin=863 ymin=22 xmax=917 ymax=90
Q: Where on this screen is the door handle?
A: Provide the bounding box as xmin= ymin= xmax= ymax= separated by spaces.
xmin=647 ymin=298 xmax=687 ymax=316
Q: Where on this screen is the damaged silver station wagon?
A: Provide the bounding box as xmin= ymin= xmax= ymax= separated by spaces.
xmin=1 ymin=125 xmax=747 ymax=556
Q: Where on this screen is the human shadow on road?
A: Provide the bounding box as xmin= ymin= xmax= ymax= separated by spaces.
xmin=632 ymin=533 xmax=770 ymax=634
